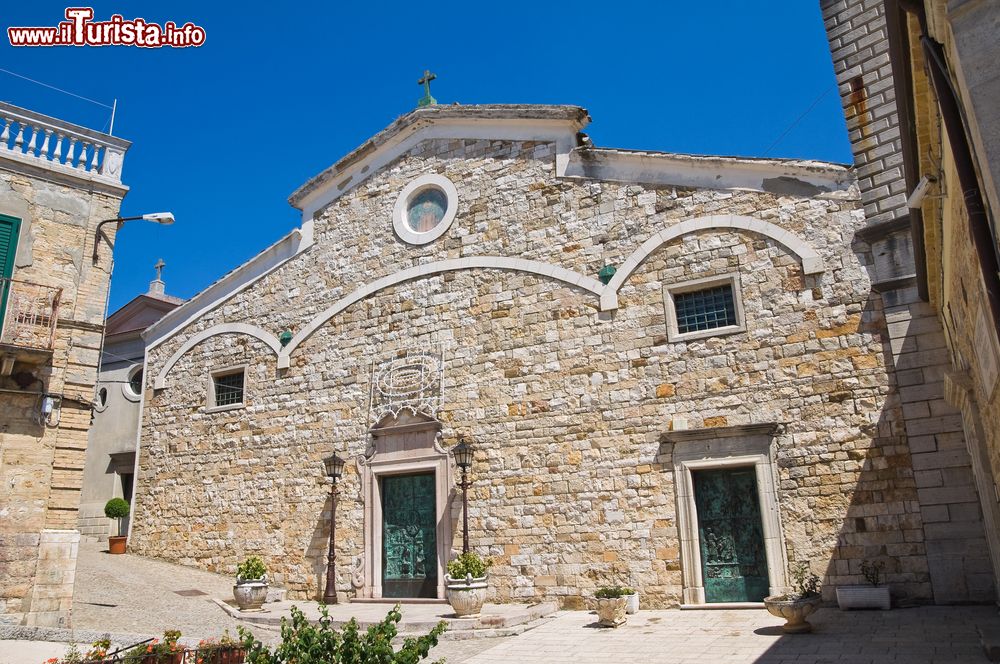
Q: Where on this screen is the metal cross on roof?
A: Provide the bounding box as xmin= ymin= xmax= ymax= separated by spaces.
xmin=154 ymin=258 xmax=165 ymax=280
xmin=417 ymin=70 xmax=437 ymax=108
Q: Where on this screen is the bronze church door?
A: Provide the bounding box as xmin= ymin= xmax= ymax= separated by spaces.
xmin=380 ymin=472 xmax=438 ymax=598
xmin=692 ymin=467 xmax=769 ymax=602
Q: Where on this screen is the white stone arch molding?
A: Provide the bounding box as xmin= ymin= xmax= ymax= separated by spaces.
xmin=153 ymin=323 xmax=282 ymax=389
xmin=599 ymin=214 xmax=825 ymax=311
xmin=277 ymin=256 xmax=606 ymax=369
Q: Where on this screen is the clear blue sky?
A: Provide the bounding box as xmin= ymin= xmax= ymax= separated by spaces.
xmin=1 ymin=1 xmax=851 ymax=312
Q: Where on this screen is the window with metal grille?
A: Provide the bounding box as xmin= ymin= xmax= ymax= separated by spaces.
xmin=212 ymin=370 xmax=244 ymax=407
xmin=673 ymin=284 xmax=738 ymax=334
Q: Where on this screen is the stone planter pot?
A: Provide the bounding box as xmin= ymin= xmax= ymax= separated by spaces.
xmin=445 ymin=574 xmax=488 ymax=618
xmin=625 ymin=592 xmax=639 ymax=615
xmin=595 ymin=597 xmax=627 ymax=627
xmin=763 ymin=595 xmax=822 ymax=634
xmin=836 ymin=585 xmax=890 ymax=610
xmin=233 ymin=578 xmax=268 ymax=612
xmin=108 ymin=536 xmax=127 ymax=555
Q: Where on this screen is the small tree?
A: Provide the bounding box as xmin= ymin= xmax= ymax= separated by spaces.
xmin=104 ymin=497 xmax=130 ymax=537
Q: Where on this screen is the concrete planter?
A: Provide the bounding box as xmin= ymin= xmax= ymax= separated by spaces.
xmin=108 ymin=536 xmax=127 ymax=555
xmin=836 ymin=585 xmax=890 ymax=610
xmin=595 ymin=597 xmax=627 ymax=627
xmin=233 ymin=578 xmax=268 ymax=612
xmin=625 ymin=592 xmax=639 ymax=614
xmin=445 ymin=574 xmax=488 ymax=618
xmin=763 ymin=594 xmax=822 ymax=633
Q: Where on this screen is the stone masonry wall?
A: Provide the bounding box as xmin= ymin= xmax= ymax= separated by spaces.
xmin=131 ymin=136 xmax=941 ymax=607
xmin=822 ymin=0 xmax=994 ymax=601
xmin=0 ymin=165 xmax=124 ymax=626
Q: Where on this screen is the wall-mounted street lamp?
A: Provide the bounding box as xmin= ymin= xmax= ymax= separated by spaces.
xmin=452 ymin=437 xmax=475 ymax=554
xmin=92 ymin=212 xmax=175 ymax=262
xmin=322 ymin=452 xmax=346 ymax=605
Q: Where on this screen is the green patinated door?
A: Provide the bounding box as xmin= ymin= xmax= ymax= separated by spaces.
xmin=381 ymin=472 xmax=437 ymax=598
xmin=0 ymin=215 xmax=20 ymax=331
xmin=693 ymin=467 xmax=769 ymax=603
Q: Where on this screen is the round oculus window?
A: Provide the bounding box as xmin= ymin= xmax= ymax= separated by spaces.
xmin=392 ymin=174 xmax=459 ymax=245
xmin=406 ymin=187 xmax=448 ymax=233
xmin=128 ymin=368 xmax=143 ymax=396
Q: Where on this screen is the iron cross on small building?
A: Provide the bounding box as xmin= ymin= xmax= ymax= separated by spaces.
xmin=417 ymin=70 xmax=437 ymax=107
xmin=154 ymin=258 xmax=165 ymax=280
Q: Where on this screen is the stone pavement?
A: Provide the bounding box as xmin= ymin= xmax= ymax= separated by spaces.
xmin=459 ymin=606 xmax=998 ymax=664
xmin=2 ymin=540 xmax=997 ymax=663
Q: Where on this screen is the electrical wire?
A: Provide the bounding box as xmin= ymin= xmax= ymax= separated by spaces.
xmin=0 ymin=67 xmax=114 ymax=109
xmin=762 ymin=82 xmax=836 ymax=157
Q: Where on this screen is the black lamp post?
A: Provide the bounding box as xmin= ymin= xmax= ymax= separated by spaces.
xmin=452 ymin=437 xmax=474 ymax=554
xmin=322 ymin=453 xmax=346 ymax=605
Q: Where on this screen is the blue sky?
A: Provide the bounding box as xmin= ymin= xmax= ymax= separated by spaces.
xmin=1 ymin=1 xmax=851 ymax=312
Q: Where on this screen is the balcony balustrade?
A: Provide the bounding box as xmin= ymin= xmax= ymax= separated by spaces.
xmin=0 ymin=277 xmax=62 ymax=352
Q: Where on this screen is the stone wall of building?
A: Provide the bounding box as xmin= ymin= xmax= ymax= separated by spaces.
xmin=0 ymin=162 xmax=125 ymax=626
xmin=822 ymin=0 xmax=994 ymax=601
xmin=131 ymin=135 xmax=947 ymax=606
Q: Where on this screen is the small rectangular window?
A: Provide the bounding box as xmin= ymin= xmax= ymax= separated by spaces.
xmin=210 ymin=368 xmax=245 ymax=408
xmin=674 ymin=284 xmax=738 ymax=334
xmin=664 ymin=273 xmax=745 ymax=342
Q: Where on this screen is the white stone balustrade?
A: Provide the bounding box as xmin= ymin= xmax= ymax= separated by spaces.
xmin=0 ymin=101 xmax=130 ymax=184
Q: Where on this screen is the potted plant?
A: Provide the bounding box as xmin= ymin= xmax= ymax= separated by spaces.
xmin=623 ymin=587 xmax=639 ymax=614
xmin=104 ymin=497 xmax=130 ymax=554
xmin=445 ymin=552 xmax=490 ymax=617
xmin=594 ymin=586 xmax=631 ymax=627
xmin=233 ymin=556 xmax=268 ymax=612
xmin=764 ymin=562 xmax=823 ymax=633
xmin=836 ymin=559 xmax=890 ymax=610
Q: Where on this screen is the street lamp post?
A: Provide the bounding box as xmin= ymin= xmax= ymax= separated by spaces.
xmin=452 ymin=437 xmax=474 ymax=554
xmin=322 ymin=453 xmax=346 ymax=605
xmin=92 ymin=212 xmax=175 ymax=262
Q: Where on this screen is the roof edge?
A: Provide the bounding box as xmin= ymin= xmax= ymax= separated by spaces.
xmin=288 ymin=104 xmax=590 ymax=209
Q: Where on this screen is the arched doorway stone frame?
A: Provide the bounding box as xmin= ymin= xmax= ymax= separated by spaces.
xmin=355 ymin=412 xmax=454 ymax=600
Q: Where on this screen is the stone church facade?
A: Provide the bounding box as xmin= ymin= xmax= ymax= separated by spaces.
xmin=130 ymin=104 xmax=988 ymax=607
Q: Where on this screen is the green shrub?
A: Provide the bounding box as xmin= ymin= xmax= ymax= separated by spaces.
xmin=446 ymin=552 xmax=491 ymax=579
xmin=237 ymin=555 xmax=267 ymax=581
xmin=594 ymin=586 xmax=634 ymax=599
xmin=237 ymin=604 xmax=445 ymax=664
xmin=104 ymin=498 xmax=130 ymax=537
xmin=104 ymin=497 xmax=130 ymax=519
xmin=789 ymin=562 xmax=821 ymax=599
xmin=861 ymin=559 xmax=885 ymax=586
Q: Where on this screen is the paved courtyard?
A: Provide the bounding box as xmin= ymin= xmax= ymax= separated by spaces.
xmin=1 ymin=540 xmax=997 ymax=663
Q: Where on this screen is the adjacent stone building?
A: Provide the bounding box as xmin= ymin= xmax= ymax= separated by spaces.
xmin=78 ymin=264 xmax=182 ymax=540
xmin=822 ymin=0 xmax=999 ymax=602
xmin=131 ymin=101 xmax=989 ymax=608
xmin=0 ymin=102 xmax=131 ymax=626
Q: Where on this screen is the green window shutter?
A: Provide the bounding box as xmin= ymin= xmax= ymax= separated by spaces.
xmin=0 ymin=215 xmax=19 ymax=279
xmin=0 ymin=215 xmax=22 ymax=333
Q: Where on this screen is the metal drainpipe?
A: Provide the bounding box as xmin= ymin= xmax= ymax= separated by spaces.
xmin=920 ymin=34 xmax=1000 ymax=334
